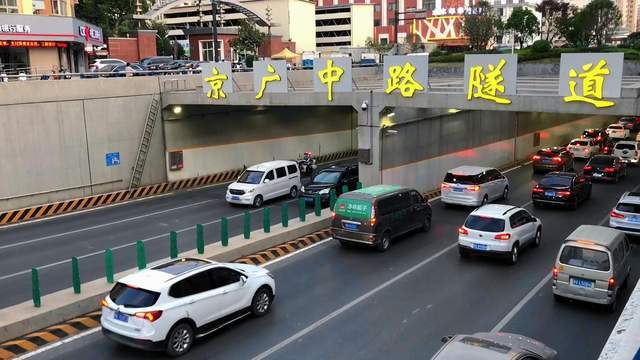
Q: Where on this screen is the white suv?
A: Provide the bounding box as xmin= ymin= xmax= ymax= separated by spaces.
xmin=610 ymin=192 xmax=640 ymax=235
xmin=89 ymin=58 xmax=126 ymax=71
xmin=612 ymin=141 xmax=640 ymax=165
xmin=567 ymin=138 xmax=599 ymax=159
xmin=606 ymin=124 xmax=629 ymax=140
xmin=458 ymin=204 xmax=542 ymax=264
xmin=226 ymin=160 xmax=302 ymax=207
xmin=441 ymin=166 xmax=509 ymax=207
xmin=101 ymin=258 xmax=275 ymax=357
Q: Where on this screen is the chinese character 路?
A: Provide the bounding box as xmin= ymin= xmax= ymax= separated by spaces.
xmin=385 ymin=62 xmax=425 ymax=97
xmin=317 ymin=59 xmax=344 ymax=101
xmin=256 ymin=64 xmax=281 ymax=100
xmin=467 ymin=58 xmax=511 ymax=104
xmin=204 ymin=66 xmax=228 ymax=100
xmin=563 ymin=59 xmax=615 ymax=108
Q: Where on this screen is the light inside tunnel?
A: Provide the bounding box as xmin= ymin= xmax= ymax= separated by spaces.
xmin=448 ymin=109 xmax=461 ymax=114
xmin=172 ymin=106 xmax=183 ymax=115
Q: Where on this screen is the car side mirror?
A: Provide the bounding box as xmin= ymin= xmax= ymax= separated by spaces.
xmin=441 ymin=335 xmax=454 ymax=343
xmin=264 ymin=179 xmax=271 ymax=183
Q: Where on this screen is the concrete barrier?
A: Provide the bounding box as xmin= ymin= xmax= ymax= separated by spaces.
xmin=0 ymin=210 xmax=332 ymax=343
xmin=598 ymin=279 xmax=640 ymax=360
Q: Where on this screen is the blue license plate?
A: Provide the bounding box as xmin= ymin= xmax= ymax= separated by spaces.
xmin=473 ymin=243 xmax=488 ymax=251
xmin=629 ymin=216 xmax=640 ymax=223
xmin=343 ymin=223 xmax=359 ymax=231
xmin=571 ymin=278 xmax=594 ymax=288
xmin=304 ymin=197 xmax=315 ymax=204
xmin=545 ymin=191 xmax=555 ymax=197
xmin=114 ymin=311 xmax=129 ymax=323
xmin=231 ymin=196 xmax=240 ymax=200
xmin=453 ymin=187 xmax=464 ymax=192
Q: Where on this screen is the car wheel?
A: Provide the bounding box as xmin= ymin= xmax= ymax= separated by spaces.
xmin=251 ymin=287 xmax=273 ymax=316
xmin=338 ymin=239 xmax=351 ymax=248
xmin=502 ymin=186 xmax=509 ymax=200
xmin=481 ymin=195 xmax=489 ymax=206
xmin=377 ymin=232 xmax=391 ymax=252
xmin=253 ymin=195 xmax=264 ymax=208
xmin=459 ymin=247 xmax=470 ymax=259
xmin=422 ymin=216 xmax=432 ymax=232
xmin=533 ymin=228 xmax=542 ymax=248
xmin=606 ymin=297 xmax=618 ymax=313
xmin=289 ymin=186 xmax=298 ymax=198
xmin=508 ymin=243 xmax=519 ymax=265
xmin=165 ymin=322 xmax=194 ymax=357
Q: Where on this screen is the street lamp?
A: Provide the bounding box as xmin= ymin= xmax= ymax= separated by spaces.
xmin=212 ymin=0 xmax=220 ymax=62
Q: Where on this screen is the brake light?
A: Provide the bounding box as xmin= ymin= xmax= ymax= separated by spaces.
xmin=135 ymin=310 xmax=163 ymax=322
xmin=331 ymin=211 xmax=336 ymax=220
xmin=441 ymin=183 xmax=451 ymax=189
xmin=552 ymin=266 xmax=558 ymax=280
xmin=458 ymin=227 xmax=469 ymax=235
xmin=604 ymin=167 xmax=616 ymax=173
xmin=552 ymin=156 xmax=562 ymax=163
xmin=604 ymin=147 xmax=609 ymax=153
xmin=610 ymin=210 xmax=625 ymax=219
xmin=467 ymin=185 xmax=480 ymax=192
xmin=100 ymin=298 xmax=109 ymax=308
xmin=597 ymin=136 xmax=602 ymax=140
xmin=557 ymin=191 xmax=571 ymax=197
xmin=584 ymin=148 xmax=589 ymax=152
xmin=584 ymin=165 xmax=593 ymax=171
xmin=608 ymin=277 xmax=616 ymax=291
xmin=532 ymin=155 xmax=541 ymax=160
xmin=494 ymin=233 xmax=511 ymax=240
xmin=532 ymin=186 xmax=544 ymax=193
xmin=370 ymin=206 xmax=376 ymax=226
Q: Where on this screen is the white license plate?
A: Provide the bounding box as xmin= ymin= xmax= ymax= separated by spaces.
xmin=473 ymin=243 xmax=488 ymax=251
xmin=594 ymin=173 xmax=603 ymax=177
xmin=571 ymin=278 xmax=594 ymax=288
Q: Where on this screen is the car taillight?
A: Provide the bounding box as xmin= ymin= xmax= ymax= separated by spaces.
xmin=552 ymin=266 xmax=558 ymax=280
xmin=532 ymin=187 xmax=544 ymax=193
xmin=467 ymin=185 xmax=480 ymax=192
xmin=557 ymin=191 xmax=571 ymax=197
xmin=331 ymin=212 xmax=336 ymax=220
xmin=610 ymin=210 xmax=625 ymax=219
xmin=532 ymin=155 xmax=541 ymax=160
xmin=584 ymin=148 xmax=589 ymax=152
xmin=584 ymin=165 xmax=593 ymax=171
xmin=597 ymin=136 xmax=602 ymax=140
xmin=135 ymin=310 xmax=163 ymax=322
xmin=458 ymin=227 xmax=468 ymax=235
xmin=370 ymin=207 xmax=376 ymax=225
xmin=608 ymin=277 xmax=616 ymax=291
xmin=604 ymin=167 xmax=616 ymax=173
xmin=552 ymin=156 xmax=562 ymax=163
xmin=494 ymin=233 xmax=511 ymax=240
xmin=100 ymin=298 xmax=109 ymax=308
xmin=604 ymin=147 xmax=609 ymax=153
xmin=441 ymin=183 xmax=451 ymax=189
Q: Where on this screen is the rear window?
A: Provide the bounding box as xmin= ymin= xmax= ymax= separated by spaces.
xmin=559 ymin=246 xmax=610 ymax=271
xmin=109 ymin=282 xmax=160 ymax=308
xmin=539 ymin=176 xmax=572 ymax=187
xmin=609 ymin=125 xmax=623 ymax=129
xmin=616 ymin=202 xmax=640 ymax=214
xmin=464 ymin=215 xmax=505 ymax=232
xmin=570 ymin=140 xmax=588 ymax=146
xmin=444 ymin=173 xmax=478 ymax=185
xmin=537 ymin=149 xmax=560 ymax=156
xmin=615 ymin=143 xmax=636 ymax=150
xmin=588 ymin=157 xmax=615 ymax=166
xmin=583 ymin=130 xmax=597 ymax=137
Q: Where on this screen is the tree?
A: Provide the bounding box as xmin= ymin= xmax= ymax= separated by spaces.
xmin=229 ymin=19 xmax=266 ymax=62
xmin=535 ymin=0 xmax=572 ymax=42
xmin=365 ymin=37 xmax=394 ymax=62
xmin=584 ymin=0 xmax=621 ymax=47
xmin=462 ymin=1 xmax=498 ymax=51
xmin=558 ymin=7 xmax=593 ymax=47
xmin=495 ymin=18 xmax=506 ymax=44
xmin=75 ymin=0 xmax=151 ymax=38
xmin=505 ymin=7 xmax=539 ymax=49
xmin=403 ymin=34 xmax=424 ymax=54
xmin=150 ymin=21 xmax=173 ymax=57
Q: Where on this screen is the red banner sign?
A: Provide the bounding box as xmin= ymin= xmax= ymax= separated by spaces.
xmin=0 ymin=40 xmax=68 ymax=48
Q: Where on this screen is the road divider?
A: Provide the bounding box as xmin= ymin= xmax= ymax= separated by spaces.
xmin=598 ymin=275 xmax=640 ymax=360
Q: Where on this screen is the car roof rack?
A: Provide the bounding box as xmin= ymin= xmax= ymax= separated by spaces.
xmin=501 ymin=206 xmax=519 ymax=216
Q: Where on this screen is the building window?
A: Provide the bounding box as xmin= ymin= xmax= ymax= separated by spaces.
xmin=0 ymin=0 xmax=19 ymax=13
xmin=201 ymin=40 xmax=224 ymax=61
xmin=380 ymin=37 xmax=388 ymax=44
xmin=389 ymin=3 xmax=397 ymax=11
xmin=52 ymin=0 xmax=67 ymax=15
xmin=374 ymin=19 xmax=381 ymax=26
xmin=424 ymin=0 xmax=436 ymax=10
xmin=374 ymin=4 xmax=381 ymax=12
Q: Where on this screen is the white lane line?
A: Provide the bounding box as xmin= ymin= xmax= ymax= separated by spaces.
xmin=0 ymin=200 xmax=215 ymax=251
xmin=16 ymin=327 xmax=102 ymax=359
xmin=250 ymin=243 xmax=458 ymax=360
xmin=490 ymin=273 xmax=552 ymax=332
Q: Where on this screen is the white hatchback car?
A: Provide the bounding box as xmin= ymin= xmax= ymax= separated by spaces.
xmin=606 ymin=124 xmax=629 ymax=140
xmin=101 ymin=258 xmax=275 ymax=357
xmin=612 ymin=141 xmax=640 ymax=165
xmin=441 ymin=166 xmax=509 ymax=207
xmin=226 ymin=160 xmax=302 ymax=207
xmin=610 ymin=191 xmax=640 ymax=235
xmin=458 ymin=204 xmax=542 ymax=264
xmin=567 ymin=138 xmax=599 ymax=159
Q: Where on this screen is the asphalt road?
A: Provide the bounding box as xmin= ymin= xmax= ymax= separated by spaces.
xmin=25 ymin=158 xmax=640 ymax=360
xmin=0 ymin=159 xmax=355 ymax=309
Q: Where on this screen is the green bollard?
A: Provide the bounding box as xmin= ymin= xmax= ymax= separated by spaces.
xmin=263 ymin=207 xmax=271 ymax=233
xmin=136 ymin=240 xmax=146 ymax=269
xmin=170 ymin=231 xmax=178 ymax=259
xmin=104 ymin=249 xmax=114 ymax=284
xmin=298 ymin=197 xmax=306 ymax=222
xmin=72 ymin=257 xmax=81 ymax=294
xmin=281 ymin=203 xmax=289 ymax=227
xmin=342 ymin=184 xmax=349 ymax=195
xmin=357 ymin=181 xmax=363 ymax=189
xmin=31 ymin=268 xmax=41 ymax=308
xmin=243 ymin=211 xmax=251 ymax=239
xmin=329 ymin=189 xmax=337 ymax=211
xmin=221 ymin=217 xmax=229 ymax=246
xmin=314 ymin=194 xmax=321 ymax=216
xmin=196 ymin=224 xmax=205 ymax=254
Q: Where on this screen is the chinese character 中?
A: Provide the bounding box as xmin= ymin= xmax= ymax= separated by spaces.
xmin=467 ymin=58 xmax=511 ymax=104
xmin=563 ymin=59 xmax=615 ymax=108
xmin=385 ymin=62 xmax=425 ymax=98
xmin=317 ymin=59 xmax=344 ymax=101
xmin=204 ymin=66 xmax=228 ymax=100
xmin=256 ymin=64 xmax=281 ymax=100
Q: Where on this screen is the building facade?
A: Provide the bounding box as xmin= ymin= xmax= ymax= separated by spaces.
xmin=616 ymin=0 xmax=637 ymax=32
xmin=315 ymin=4 xmax=374 ymax=52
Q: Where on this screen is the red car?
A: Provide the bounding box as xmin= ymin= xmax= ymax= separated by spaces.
xmin=618 ymin=117 xmax=640 ymax=131
xmin=582 ymin=128 xmax=608 ymax=146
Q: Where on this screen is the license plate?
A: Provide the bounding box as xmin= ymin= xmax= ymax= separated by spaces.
xmin=629 ymin=216 xmax=640 ymax=223
xmin=545 ymin=191 xmax=555 ymax=197
xmin=343 ymin=223 xmax=359 ymax=230
xmin=231 ymin=196 xmax=240 ymax=200
xmin=473 ymin=243 xmax=488 ymax=251
xmin=571 ymin=278 xmax=594 ymax=288
xmin=453 ymin=187 xmax=463 ymax=192
xmin=114 ymin=311 xmax=129 ymax=323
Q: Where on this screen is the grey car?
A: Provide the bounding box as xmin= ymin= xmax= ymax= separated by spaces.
xmin=432 ymin=332 xmax=557 ymax=360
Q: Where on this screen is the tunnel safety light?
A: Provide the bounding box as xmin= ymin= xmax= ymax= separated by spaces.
xmin=172 ymin=105 xmax=183 ymax=115
xmin=448 ymin=109 xmax=461 ymax=114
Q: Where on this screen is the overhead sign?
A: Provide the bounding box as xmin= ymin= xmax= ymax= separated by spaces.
xmin=464 ymin=54 xmax=517 ymax=105
xmin=253 ymin=60 xmax=287 ymax=99
xmin=201 ymin=61 xmax=233 ymax=100
xmin=559 ymin=53 xmax=623 ymax=108
xmin=0 ymin=40 xmax=67 ymax=48
xmin=313 ymin=57 xmax=352 ymax=101
xmin=79 ymin=25 xmax=101 ymax=41
xmin=0 ymin=24 xmax=31 ymax=34
xmin=383 ymin=55 xmax=429 ymax=98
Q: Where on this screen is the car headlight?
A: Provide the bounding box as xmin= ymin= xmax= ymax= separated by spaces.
xmin=319 ymin=188 xmax=330 ymax=195
xmin=247 ymin=188 xmax=255 ymax=193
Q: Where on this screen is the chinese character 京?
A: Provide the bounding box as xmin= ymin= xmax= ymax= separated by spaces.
xmin=467 ymin=58 xmax=511 ymax=104
xmin=204 ymin=66 xmax=228 ymax=100
xmin=256 ymin=64 xmax=281 ymax=100
xmin=563 ymin=59 xmax=615 ymax=108
xmin=385 ymin=62 xmax=425 ymax=97
xmin=317 ymin=59 xmax=344 ymax=101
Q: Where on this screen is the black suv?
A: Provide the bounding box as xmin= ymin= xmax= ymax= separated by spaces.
xmin=532 ymin=172 xmax=591 ymax=209
xmin=302 ymin=165 xmax=358 ymax=206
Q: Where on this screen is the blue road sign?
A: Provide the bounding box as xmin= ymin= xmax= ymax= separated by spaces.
xmin=106 ymin=152 xmax=120 ymax=167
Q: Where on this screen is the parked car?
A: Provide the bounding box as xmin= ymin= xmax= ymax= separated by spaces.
xmin=610 ymin=191 xmax=640 ymax=236
xmin=583 ymin=155 xmax=626 ymax=182
xmin=612 ymin=140 xmax=640 ymax=165
xmin=606 ymin=124 xmax=629 ymax=140
xmin=618 ymin=116 xmax=640 ymax=131
xmin=226 ymin=160 xmax=301 ymax=207
xmin=552 ymin=225 xmax=631 ymax=312
xmin=532 ymin=172 xmax=591 ymax=209
xmin=89 ymin=58 xmax=126 ymax=71
xmin=331 ymin=185 xmax=432 ymax=252
xmin=582 ymin=128 xmax=608 ymax=146
xmin=567 ymin=138 xmax=599 ymax=159
xmin=441 ymin=166 xmax=509 ymax=207
xmin=458 ymin=204 xmax=542 ymax=264
xmin=432 ymin=332 xmax=557 ymax=360
xmin=532 ymin=147 xmax=574 ymax=173
xmin=101 ymin=258 xmax=276 ymax=356
xmin=112 ymin=64 xmax=146 ymax=77
xmin=140 ymin=56 xmax=174 ymax=71
xmin=301 ymin=165 xmax=358 ymax=206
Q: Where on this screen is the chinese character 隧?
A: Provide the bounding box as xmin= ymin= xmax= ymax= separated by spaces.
xmin=467 ymin=58 xmax=511 ymax=104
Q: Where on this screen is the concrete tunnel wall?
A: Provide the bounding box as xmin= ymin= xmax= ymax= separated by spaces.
xmin=380 ymin=111 xmax=616 ymax=192
xmin=163 ymin=106 xmax=358 ymax=181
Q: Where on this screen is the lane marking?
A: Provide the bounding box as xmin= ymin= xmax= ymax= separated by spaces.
xmin=490 ymin=273 xmax=552 ymax=332
xmin=250 ymin=243 xmax=458 ymax=360
xmin=15 ymin=327 xmax=101 ymax=360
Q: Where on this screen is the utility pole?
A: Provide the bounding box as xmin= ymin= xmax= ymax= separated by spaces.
xmin=266 ymin=6 xmax=273 ymax=57
xmin=394 ymin=0 xmax=399 ymax=54
xmin=212 ymin=0 xmax=220 ymax=62
xmin=196 ymin=0 xmax=203 ymax=27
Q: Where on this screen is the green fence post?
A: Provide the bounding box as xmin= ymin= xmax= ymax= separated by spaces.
xmin=342 ymin=184 xmax=349 ymax=194
xmin=196 ymin=224 xmax=205 ymax=254
xmin=170 ymin=231 xmax=178 ymax=259
xmin=31 ymin=268 xmax=41 ymax=308
xmin=298 ymin=197 xmax=306 ymax=222
xmin=221 ymin=217 xmax=229 ymax=246
xmin=263 ymin=207 xmax=271 ymax=233
xmin=357 ymin=181 xmax=363 ymax=189
xmin=314 ymin=194 xmax=321 ymax=216
xmin=104 ymin=249 xmax=114 ymax=284
xmin=136 ymin=240 xmax=146 ymax=269
xmin=281 ymin=203 xmax=289 ymax=227
xmin=243 ymin=211 xmax=251 ymax=239
xmin=72 ymin=257 xmax=81 ymax=294
xmin=329 ymin=189 xmax=337 ymax=211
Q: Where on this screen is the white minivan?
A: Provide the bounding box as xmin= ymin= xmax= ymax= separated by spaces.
xmin=226 ymin=160 xmax=301 ymax=207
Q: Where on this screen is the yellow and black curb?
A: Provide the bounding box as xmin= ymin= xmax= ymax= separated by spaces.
xmin=235 ymin=229 xmax=332 ymax=265
xmin=0 ymin=311 xmax=101 ymax=359
xmin=0 ymin=150 xmax=358 ymax=227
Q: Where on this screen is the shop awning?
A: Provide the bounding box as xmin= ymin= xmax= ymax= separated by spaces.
xmin=271 ymin=48 xmax=299 ymax=60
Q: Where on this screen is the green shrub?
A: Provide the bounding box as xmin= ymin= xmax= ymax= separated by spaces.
xmin=430 ymin=49 xmax=444 ymax=57
xmin=531 ymin=40 xmax=552 ymax=53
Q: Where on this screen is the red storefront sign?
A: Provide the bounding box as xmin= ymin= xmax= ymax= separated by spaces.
xmin=0 ymin=40 xmax=68 ymax=48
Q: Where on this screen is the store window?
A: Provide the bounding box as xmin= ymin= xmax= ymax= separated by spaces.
xmin=200 ymin=40 xmax=224 ymax=61
xmin=0 ymin=0 xmax=19 ymax=13
xmin=0 ymin=47 xmax=29 ymax=73
xmin=424 ymin=0 xmax=436 ymax=10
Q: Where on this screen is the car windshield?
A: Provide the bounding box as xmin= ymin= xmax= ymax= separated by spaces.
xmin=109 ymin=282 xmax=160 ymax=308
xmin=616 ymin=202 xmax=640 ymax=214
xmin=570 ymin=140 xmax=588 ymax=146
xmin=560 ymin=246 xmax=610 ymax=271
xmin=313 ymin=171 xmax=341 ymax=184
xmin=464 ymin=215 xmax=505 ymax=232
xmin=588 ymin=157 xmax=615 ymax=166
xmin=540 ymin=176 xmax=572 ymax=188
xmin=537 ymin=149 xmax=561 ymax=156
xmin=615 ymin=143 xmax=636 ymax=150
xmin=444 ymin=173 xmax=478 ymax=185
xmin=237 ymin=170 xmax=264 ymax=184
